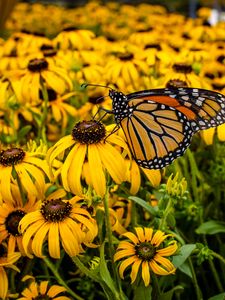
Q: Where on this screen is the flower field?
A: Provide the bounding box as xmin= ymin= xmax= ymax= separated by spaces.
xmin=0 ymin=1 xmax=225 ymax=299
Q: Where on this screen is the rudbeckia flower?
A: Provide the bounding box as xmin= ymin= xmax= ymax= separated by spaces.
xmin=19 ymin=195 xmax=98 ymax=258
xmin=8 ymin=57 xmax=73 ymax=105
xmin=0 ymin=142 xmax=50 ymax=202
xmin=18 ymin=280 xmax=71 ymax=300
xmin=40 ymin=88 xmax=77 ymax=131
xmin=0 ymin=244 xmax=21 ymax=300
xmin=53 ymin=28 xmax=95 ymax=50
xmin=114 ymin=227 xmax=178 ymax=286
xmin=0 ymin=185 xmax=39 ymax=255
xmin=47 ymin=120 xmax=128 ymax=197
xmin=201 ymin=124 xmax=225 ymax=145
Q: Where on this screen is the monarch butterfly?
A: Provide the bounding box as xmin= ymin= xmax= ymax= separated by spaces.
xmin=83 ymin=84 xmax=225 ymax=169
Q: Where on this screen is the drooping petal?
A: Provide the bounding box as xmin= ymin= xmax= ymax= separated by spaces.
xmin=154 ymin=254 xmax=176 ymax=272
xmin=0 ymin=267 xmax=8 ymax=300
xmin=48 ymin=285 xmax=67 ymax=297
xmin=59 ymin=222 xmax=81 ymax=257
xmin=48 ymin=222 xmax=60 ymax=259
xmin=130 ymin=258 xmax=142 ymax=283
xmin=118 ymin=256 xmax=137 ymax=279
xmin=32 ymin=222 xmax=50 ymax=258
xmin=88 ymin=144 xmax=106 ymax=197
xmin=142 ymin=261 xmax=150 ymax=286
xmin=150 ymin=259 xmax=175 ymax=276
xmin=66 ymin=144 xmax=86 ymax=195
xmin=141 ymin=169 xmax=161 ymax=188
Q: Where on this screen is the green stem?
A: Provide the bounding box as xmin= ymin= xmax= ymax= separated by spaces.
xmin=38 ymin=80 xmax=49 ymax=143
xmin=12 ymin=165 xmax=26 ymax=205
xmin=212 ymin=251 xmax=225 ymax=267
xmin=71 ymin=256 xmax=101 ymax=283
xmin=208 ymin=259 xmax=224 ymax=293
xmin=103 ymin=190 xmax=123 ymax=296
xmin=188 ymin=257 xmax=203 ymax=300
xmin=43 ymin=257 xmax=83 ymax=300
xmin=159 ymin=197 xmax=172 ymax=230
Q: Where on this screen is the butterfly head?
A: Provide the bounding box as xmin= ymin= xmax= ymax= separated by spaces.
xmin=108 ymin=89 xmax=130 ymax=123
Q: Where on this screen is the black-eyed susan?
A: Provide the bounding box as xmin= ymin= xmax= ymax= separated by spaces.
xmin=53 ymin=28 xmax=95 ymax=50
xmin=40 ymin=88 xmax=77 ymax=131
xmin=114 ymin=227 xmax=178 ymax=286
xmin=19 ymin=195 xmax=98 ymax=259
xmin=18 ymin=280 xmax=71 ymax=300
xmin=0 ymin=244 xmax=21 ymax=300
xmin=8 ymin=57 xmax=73 ymax=105
xmin=47 ymin=121 xmax=128 ymax=197
xmin=0 ymin=185 xmax=39 ymax=255
xmin=201 ymin=124 xmax=225 ymax=145
xmin=0 ymin=141 xmax=50 ymax=202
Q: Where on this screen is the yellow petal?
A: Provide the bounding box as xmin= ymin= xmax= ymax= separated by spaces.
xmin=48 ymin=223 xmax=60 ymax=259
xmin=0 ymin=267 xmax=8 ymax=300
xmin=66 ymin=144 xmax=86 ymax=195
xmin=88 ymin=144 xmax=106 ymax=197
xmin=142 ymin=169 xmax=161 ymax=187
xmin=135 ymin=227 xmax=145 ymax=242
xmin=201 ymin=128 xmax=215 ymax=145
xmin=142 ymin=261 xmax=150 ymax=286
xmin=48 ymin=285 xmax=67 ymax=297
xmin=217 ymin=124 xmax=225 ymax=141
xmin=59 ymin=222 xmax=81 ymax=257
xmin=156 ymin=242 xmax=178 ymax=257
xmin=122 ymin=232 xmax=139 ymax=244
xmin=32 ymin=222 xmax=50 ymax=258
xmin=118 ymin=256 xmax=138 ymax=279
xmin=114 ymin=250 xmax=134 ymax=262
xmin=130 ymin=258 xmax=142 ymax=283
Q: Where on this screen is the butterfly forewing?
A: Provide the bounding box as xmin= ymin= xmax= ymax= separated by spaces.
xmin=120 ymin=99 xmax=194 ymax=169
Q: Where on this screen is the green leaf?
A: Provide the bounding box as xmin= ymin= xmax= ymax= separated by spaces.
xmin=99 ymin=242 xmax=119 ymax=297
xmin=208 ymin=292 xmax=225 ymax=300
xmin=196 ymin=220 xmax=225 ymax=235
xmin=129 ymin=196 xmax=158 ymax=216
xmin=133 ymin=284 xmax=152 ymax=300
xmin=158 ymin=285 xmax=184 ymax=300
xmin=172 ymin=244 xmax=196 ymax=268
xmin=18 ymin=125 xmax=32 ymax=140
xmin=177 ymin=261 xmax=192 ymax=278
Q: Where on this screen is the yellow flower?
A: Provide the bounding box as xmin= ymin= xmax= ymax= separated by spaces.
xmin=47 ymin=120 xmax=128 ymax=197
xmin=159 ymin=62 xmax=211 ymax=89
xmin=201 ymin=124 xmax=225 ymax=145
xmin=19 ymin=195 xmax=98 ymax=259
xmin=114 ymin=227 xmax=177 ymax=286
xmin=0 ymin=185 xmax=38 ymax=255
xmin=53 ymin=28 xmax=95 ymax=50
xmin=18 ymin=280 xmax=71 ymax=300
xmin=7 ymin=57 xmax=73 ymax=105
xmin=0 ymin=142 xmax=50 ymax=202
xmin=41 ymin=89 xmax=77 ymax=130
xmin=0 ymin=244 xmax=21 ymax=300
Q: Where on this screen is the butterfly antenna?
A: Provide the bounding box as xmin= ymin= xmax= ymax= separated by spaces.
xmin=81 ymin=83 xmax=112 ymax=90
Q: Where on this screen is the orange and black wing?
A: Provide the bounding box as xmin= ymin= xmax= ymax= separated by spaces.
xmin=120 ymin=99 xmax=194 ymax=169
xmin=128 ymin=88 xmax=225 ymax=132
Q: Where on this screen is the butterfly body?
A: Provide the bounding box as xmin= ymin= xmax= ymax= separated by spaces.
xmin=108 ymin=87 xmax=225 ymax=169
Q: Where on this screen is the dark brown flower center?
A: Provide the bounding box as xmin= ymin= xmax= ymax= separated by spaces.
xmin=135 ymin=242 xmax=156 ymax=261
xmin=63 ymin=26 xmax=79 ymax=32
xmin=40 ymin=44 xmax=54 ymax=51
xmin=72 ymin=120 xmax=106 ymax=144
xmin=28 ymin=58 xmax=48 ymax=72
xmin=145 ymin=43 xmax=161 ymax=51
xmin=5 ymin=210 xmax=26 ymax=236
xmin=33 ymin=295 xmax=50 ymax=300
xmin=43 ymin=49 xmax=57 ymax=57
xmin=0 ymin=148 xmax=25 ymax=166
xmin=117 ymin=52 xmax=134 ymax=61
xmin=166 ymin=79 xmax=188 ymax=89
xmin=39 ymin=88 xmax=57 ymax=101
xmin=40 ymin=199 xmax=72 ymax=222
xmin=172 ymin=63 xmax=192 ymax=74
